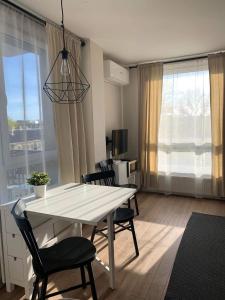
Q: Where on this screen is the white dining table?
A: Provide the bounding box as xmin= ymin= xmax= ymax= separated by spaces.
xmin=25 ymin=182 xmax=136 ymax=289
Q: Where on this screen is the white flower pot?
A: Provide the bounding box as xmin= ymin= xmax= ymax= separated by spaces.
xmin=33 ymin=185 xmax=47 ymax=198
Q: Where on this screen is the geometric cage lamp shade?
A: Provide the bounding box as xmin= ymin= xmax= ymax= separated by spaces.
xmin=43 ymin=0 xmax=90 ymax=104
xmin=43 ymin=48 xmax=90 ymax=104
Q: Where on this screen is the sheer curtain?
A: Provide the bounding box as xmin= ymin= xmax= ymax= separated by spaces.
xmin=0 ymin=4 xmax=58 ymax=203
xmin=158 ymin=59 xmax=212 ymax=196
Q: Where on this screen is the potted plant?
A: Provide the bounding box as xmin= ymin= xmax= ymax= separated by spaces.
xmin=27 ymin=172 xmax=50 ymax=198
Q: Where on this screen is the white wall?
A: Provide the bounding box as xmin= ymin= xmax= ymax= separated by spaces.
xmin=123 ymin=68 xmax=139 ymax=159
xmin=81 ymin=41 xmax=95 ymax=172
xmin=82 ymin=42 xmax=136 ymax=166
xmin=104 ymin=82 xmax=123 ymax=138
xmin=90 ymin=41 xmax=106 ymax=163
xmin=81 ymin=40 xmax=106 ymax=169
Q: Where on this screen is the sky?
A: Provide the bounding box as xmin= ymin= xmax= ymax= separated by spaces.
xmin=3 ymin=52 xmax=41 ymax=121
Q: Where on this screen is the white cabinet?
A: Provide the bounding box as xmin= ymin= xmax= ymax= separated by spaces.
xmin=5 ymin=212 xmax=20 ymax=235
xmin=0 ymin=200 xmax=79 ymax=299
xmin=6 ymin=233 xmax=24 ymax=258
xmin=8 ymin=256 xmax=24 ymax=286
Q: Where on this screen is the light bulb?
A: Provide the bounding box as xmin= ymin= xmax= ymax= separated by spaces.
xmin=60 ymin=58 xmax=70 ymax=78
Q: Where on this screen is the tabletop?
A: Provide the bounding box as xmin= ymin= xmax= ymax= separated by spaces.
xmin=25 ymin=183 xmax=136 ymax=225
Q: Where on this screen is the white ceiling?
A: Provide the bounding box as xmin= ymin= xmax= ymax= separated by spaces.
xmin=16 ymin=0 xmax=225 ymax=64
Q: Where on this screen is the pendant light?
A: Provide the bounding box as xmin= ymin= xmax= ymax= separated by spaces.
xmin=43 ymin=0 xmax=90 ymax=104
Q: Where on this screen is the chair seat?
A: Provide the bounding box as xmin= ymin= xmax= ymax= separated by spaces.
xmin=120 ymin=183 xmax=137 ymax=189
xmin=103 ymin=207 xmax=134 ymax=224
xmin=113 ymin=207 xmax=134 ymax=223
xmin=34 ymin=237 xmax=96 ymax=276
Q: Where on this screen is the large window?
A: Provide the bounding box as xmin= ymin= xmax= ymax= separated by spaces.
xmin=0 ymin=5 xmax=58 ymax=203
xmin=158 ymin=59 xmax=212 ymax=178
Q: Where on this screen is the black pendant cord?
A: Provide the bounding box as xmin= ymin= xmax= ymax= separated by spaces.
xmin=61 ymin=0 xmax=66 ymax=50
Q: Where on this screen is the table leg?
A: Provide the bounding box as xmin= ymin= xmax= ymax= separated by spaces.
xmin=73 ymin=222 xmax=82 ymax=236
xmin=6 ymin=282 xmax=14 ymax=293
xmin=107 ymin=212 xmax=115 ymax=289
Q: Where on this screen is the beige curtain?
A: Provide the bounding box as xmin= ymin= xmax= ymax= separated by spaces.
xmin=208 ymin=53 xmax=225 ymax=197
xmin=46 ymin=24 xmax=87 ymax=184
xmin=138 ymin=63 xmax=163 ymax=189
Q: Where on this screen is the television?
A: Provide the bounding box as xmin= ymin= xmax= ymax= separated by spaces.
xmin=112 ymin=129 xmax=128 ymax=157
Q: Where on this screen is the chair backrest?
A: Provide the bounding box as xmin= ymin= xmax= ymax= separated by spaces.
xmin=99 ymin=159 xmax=113 ymax=172
xmin=82 ymin=170 xmax=115 ymax=186
xmin=11 ymin=199 xmax=44 ymax=274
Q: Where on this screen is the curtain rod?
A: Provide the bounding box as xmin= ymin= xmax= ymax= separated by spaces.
xmin=129 ymin=50 xmax=225 ymax=69
xmin=1 ymin=0 xmax=86 ymax=47
xmin=1 ymin=0 xmax=45 ymax=25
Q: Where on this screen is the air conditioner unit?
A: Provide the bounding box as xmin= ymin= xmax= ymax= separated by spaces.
xmin=104 ymin=60 xmax=129 ymax=86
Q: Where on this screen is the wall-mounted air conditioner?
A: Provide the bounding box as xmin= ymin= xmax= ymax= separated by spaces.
xmin=104 ymin=60 xmax=129 ymax=86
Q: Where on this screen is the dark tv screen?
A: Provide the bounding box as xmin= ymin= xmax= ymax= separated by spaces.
xmin=112 ymin=129 xmax=128 ymax=156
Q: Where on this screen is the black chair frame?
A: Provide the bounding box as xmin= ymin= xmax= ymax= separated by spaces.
xmin=99 ymin=159 xmax=139 ymax=216
xmin=11 ymin=199 xmax=98 ymax=300
xmin=90 ymin=220 xmax=139 ymax=258
xmin=82 ymin=170 xmax=139 ymax=257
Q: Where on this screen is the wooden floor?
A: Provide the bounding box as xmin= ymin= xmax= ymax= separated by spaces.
xmin=1 ymin=192 xmax=225 ymax=300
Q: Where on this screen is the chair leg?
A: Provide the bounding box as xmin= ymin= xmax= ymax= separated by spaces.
xmin=86 ymin=263 xmax=98 ymax=300
xmin=134 ymin=194 xmax=139 ymax=216
xmin=91 ymin=226 xmax=97 ymax=242
xmin=39 ymin=277 xmax=48 ymax=300
xmin=80 ymin=266 xmax=86 ymax=289
xmin=130 ymin=220 xmax=139 ymax=257
xmin=31 ymin=276 xmax=39 ymax=300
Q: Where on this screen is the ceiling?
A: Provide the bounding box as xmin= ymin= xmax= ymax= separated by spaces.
xmin=16 ymin=0 xmax=225 ymax=64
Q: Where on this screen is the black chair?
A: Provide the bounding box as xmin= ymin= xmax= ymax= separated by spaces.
xmin=82 ymin=170 xmax=139 ymax=257
xmin=99 ymin=159 xmax=139 ymax=215
xmin=11 ymin=199 xmax=98 ymax=300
